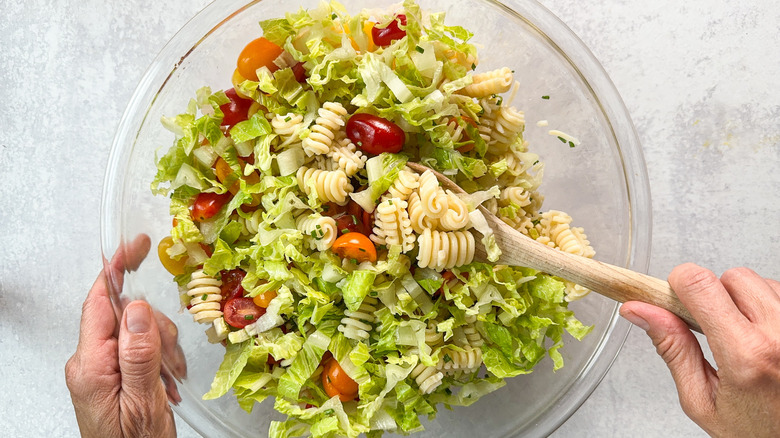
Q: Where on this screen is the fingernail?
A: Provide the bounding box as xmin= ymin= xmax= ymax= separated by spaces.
xmin=622 ymin=310 xmax=650 ymax=331
xmin=126 ymin=303 xmax=151 ymax=333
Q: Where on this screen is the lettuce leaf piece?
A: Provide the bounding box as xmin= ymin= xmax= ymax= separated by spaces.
xmin=277 ymin=329 xmax=332 ymax=400
xmin=229 ymin=112 xmax=273 ymax=144
xmin=203 ymin=340 xmax=254 ymax=400
xmin=349 ymin=153 xmax=408 ymax=213
xmin=341 ymin=269 xmax=376 ymax=312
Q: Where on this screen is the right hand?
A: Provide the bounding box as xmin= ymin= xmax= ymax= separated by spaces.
xmin=620 ymin=263 xmax=780 ymax=437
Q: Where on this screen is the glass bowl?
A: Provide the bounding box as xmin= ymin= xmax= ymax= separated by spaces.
xmin=101 ymin=0 xmax=651 ymax=436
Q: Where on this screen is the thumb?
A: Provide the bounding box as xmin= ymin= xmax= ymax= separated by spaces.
xmin=620 ymin=301 xmax=717 ymax=422
xmin=118 ymin=301 xmax=164 ymax=399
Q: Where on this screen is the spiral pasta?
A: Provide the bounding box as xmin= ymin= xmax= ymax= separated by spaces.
xmin=327 ymin=137 xmax=367 ymax=177
xmin=417 ymin=170 xmax=448 ymax=219
xmin=535 ymin=210 xmax=595 ymax=258
xmin=370 ymin=197 xmax=415 ymax=252
xmin=186 ymin=269 xmax=223 ymax=324
xmin=296 ymin=212 xmax=338 ymax=250
xmin=461 ymin=67 xmax=513 ymax=98
xmin=384 ymin=166 xmax=420 ymax=201
xmin=436 ymin=346 xmax=482 ymax=375
xmin=490 ymin=105 xmax=525 ymax=148
xmin=410 ymin=363 xmax=443 ymax=394
xmin=302 ymin=102 xmax=348 ymax=156
xmin=338 ymin=296 xmax=379 ymax=341
xmin=407 ymin=192 xmax=439 ymax=233
xmin=438 ymin=190 xmax=470 ymax=231
xmin=271 ymin=113 xmax=305 ymax=149
xmin=236 ymin=210 xmax=264 ymax=236
xmin=297 ymin=166 xmax=354 ymax=205
xmin=416 ymin=229 xmax=475 ymax=271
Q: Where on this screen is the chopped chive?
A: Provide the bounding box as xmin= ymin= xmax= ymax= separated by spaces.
xmin=351 ymin=215 xmax=357 ymax=224
xmin=569 ymin=141 xmax=576 ymax=148
xmin=331 ymin=13 xmax=337 ymax=19
xmin=533 ymin=160 xmax=539 ymax=165
xmin=471 ymin=63 xmax=476 ymax=70
xmin=443 ymin=354 xmax=452 ymax=363
xmin=357 ymin=141 xmax=363 ymax=147
xmin=388 ymin=199 xmax=393 ymax=205
xmin=542 ymin=95 xmax=550 ymax=100
xmin=415 ymin=45 xmax=424 ymax=53
xmin=557 ymin=136 xmax=567 ymax=144
xmin=201 ymin=294 xmax=208 ymax=301
xmin=351 ymin=258 xmax=358 ymax=264
xmin=322 ymin=205 xmax=330 ymax=211
xmin=310 ymin=230 xmax=317 ymax=238
xmin=244 ymin=314 xmax=254 ymax=320
xmin=359 ymin=247 xmax=366 ymax=252
xmin=316 ymin=224 xmax=322 ymax=230
xmin=324 ymin=408 xmax=335 ymax=416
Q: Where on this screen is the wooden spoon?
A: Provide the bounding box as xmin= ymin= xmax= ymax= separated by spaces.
xmin=405 ymin=162 xmax=700 ymax=333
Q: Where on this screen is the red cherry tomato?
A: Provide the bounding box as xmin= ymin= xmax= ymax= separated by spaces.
xmin=371 ymin=14 xmax=407 ymax=47
xmin=191 ymin=192 xmax=231 ymax=222
xmin=335 ymin=213 xmax=364 ymax=236
xmin=322 ymin=358 xmax=359 ymax=401
xmin=223 ymin=297 xmax=266 ymax=329
xmin=220 ymin=88 xmax=254 ymax=129
xmin=346 ymin=113 xmax=405 ymax=155
xmin=320 ymin=202 xmax=348 ymax=218
xmin=332 ymin=232 xmax=377 ymax=263
xmin=220 ymin=269 xmax=246 ymax=301
xmin=292 ymin=61 xmax=307 ymax=83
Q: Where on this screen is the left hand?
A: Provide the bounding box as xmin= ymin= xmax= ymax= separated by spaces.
xmin=65 ymin=235 xmax=177 ymax=438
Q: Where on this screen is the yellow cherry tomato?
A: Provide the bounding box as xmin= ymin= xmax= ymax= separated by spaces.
xmin=322 ymin=358 xmax=359 ymax=401
xmin=157 ymin=236 xmax=187 ymax=276
xmin=252 ymin=290 xmax=277 ymax=308
xmin=237 ymin=37 xmax=283 ymax=81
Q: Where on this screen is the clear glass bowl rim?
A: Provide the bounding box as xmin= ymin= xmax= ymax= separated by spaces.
xmin=101 ymin=0 xmax=651 ymax=436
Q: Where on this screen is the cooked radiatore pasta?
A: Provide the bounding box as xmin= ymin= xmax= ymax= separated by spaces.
xmin=186 ymin=270 xmax=223 ymax=324
xmin=462 ymin=314 xmax=483 ymax=348
xmin=296 ymin=213 xmax=338 ymax=250
xmin=302 ymin=102 xmax=348 ymax=156
xmin=417 ymin=170 xmax=449 ymax=219
xmin=327 ymin=137 xmax=367 ymax=176
xmin=438 ymin=190 xmax=470 ymax=231
xmin=491 ymin=105 xmax=525 ymax=147
xmin=535 ymin=210 xmax=595 ymax=258
xmin=384 ymin=166 xmax=420 ymax=201
xmin=410 ymin=363 xmax=444 ymax=394
xmin=417 ymin=229 xmax=475 ymax=271
xmin=461 ymin=67 xmax=513 ymax=98
xmin=436 ymin=346 xmax=483 ymax=374
xmin=338 ymin=296 xmax=379 ymax=341
xmin=499 ymin=186 xmax=532 ymax=208
xmin=271 ymin=113 xmax=305 ymax=149
xmin=425 ymin=320 xmax=444 ymax=347
xmin=370 ymin=198 xmax=415 ymax=252
xmin=296 ymin=166 xmax=354 ymax=205
xmin=407 ymin=192 xmax=439 ymax=233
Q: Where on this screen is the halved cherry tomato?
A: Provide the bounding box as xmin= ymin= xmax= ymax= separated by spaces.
xmin=199 ymin=243 xmax=213 ymax=258
xmin=335 ymin=213 xmax=364 ymax=236
xmin=347 ymin=200 xmax=373 ymax=231
xmin=191 ymin=192 xmax=231 ymax=222
xmin=346 ymin=113 xmax=405 ymax=155
xmin=253 ymin=290 xmax=277 ymax=308
xmin=292 ymin=62 xmax=307 ymax=83
xmin=223 ymin=297 xmax=266 ymax=329
xmin=220 ymin=269 xmax=246 ymax=302
xmin=320 ymin=202 xmax=348 ymax=218
xmin=157 ymin=236 xmax=187 ymax=276
xmin=371 ymin=14 xmax=407 ymax=47
xmin=331 ymin=232 xmax=377 ymax=263
xmin=322 ymin=358 xmax=359 ymax=401
xmin=237 ymin=37 xmax=284 ymax=81
xmin=214 ymin=157 xmax=261 ymax=207
xmin=220 ymin=88 xmax=254 ymax=129
xmin=452 ymin=116 xmax=478 ymax=153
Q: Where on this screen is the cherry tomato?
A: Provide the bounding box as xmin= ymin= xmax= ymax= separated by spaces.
xmin=320 ymin=202 xmax=348 ymax=218
xmin=237 ymin=37 xmax=284 ymax=81
xmin=335 ymin=214 xmax=364 ymax=236
xmin=223 ymin=297 xmax=266 ymax=329
xmin=191 ymin=192 xmax=231 ymax=222
xmin=322 ymin=358 xmax=359 ymax=401
xmin=157 ymin=236 xmax=187 ymax=276
xmin=371 ymin=14 xmax=407 ymax=47
xmin=331 ymin=232 xmax=377 ymax=263
xmin=220 ymin=88 xmax=254 ymax=129
xmin=231 ymin=69 xmax=251 ymax=99
xmin=252 ymin=290 xmax=277 ymax=308
xmin=452 ymin=116 xmax=478 ymax=153
xmin=214 ymin=157 xmax=261 ymax=207
xmin=347 ymin=200 xmax=373 ymax=231
xmin=346 ymin=113 xmax=405 ymax=155
xmin=199 ymin=243 xmax=213 ymax=258
xmin=292 ymin=61 xmax=307 ymax=83
xmin=220 ymin=269 xmax=246 ymax=301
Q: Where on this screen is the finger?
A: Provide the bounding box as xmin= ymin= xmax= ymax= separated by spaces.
xmin=118 ymin=301 xmax=166 ymax=402
xmin=668 ymin=263 xmax=748 ymax=337
xmin=76 ymin=271 xmax=118 ymax=355
xmin=109 ymin=234 xmax=152 ymax=274
xmin=765 ymin=279 xmax=780 ymax=296
xmin=620 ymin=301 xmax=718 ymax=423
xmin=154 ymin=309 xmax=188 ymax=380
xmin=720 ymin=268 xmax=780 ymax=325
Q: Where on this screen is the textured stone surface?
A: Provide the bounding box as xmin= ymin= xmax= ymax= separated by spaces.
xmin=0 ymin=0 xmax=777 ymax=437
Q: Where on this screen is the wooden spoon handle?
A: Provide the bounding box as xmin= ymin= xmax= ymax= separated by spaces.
xmin=479 ymin=210 xmax=701 ymax=332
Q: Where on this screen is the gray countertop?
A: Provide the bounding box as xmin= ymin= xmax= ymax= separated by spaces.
xmin=1 ymin=0 xmax=777 ymax=437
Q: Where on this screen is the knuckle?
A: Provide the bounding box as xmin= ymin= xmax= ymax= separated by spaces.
xmin=720 ymin=267 xmax=753 ymax=285
xmin=64 ymin=355 xmax=81 ymax=390
xmin=675 ymin=266 xmax=720 ymax=295
xmin=121 ymin=340 xmax=159 ymax=367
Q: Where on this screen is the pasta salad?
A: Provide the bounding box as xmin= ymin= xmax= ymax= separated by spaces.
xmin=151 ymin=1 xmax=596 ymax=436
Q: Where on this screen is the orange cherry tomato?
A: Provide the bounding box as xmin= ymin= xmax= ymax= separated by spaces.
xmin=237 ymin=37 xmax=284 ymax=81
xmin=252 ymin=290 xmax=277 ymax=308
xmin=331 ymin=232 xmax=377 ymax=263
xmin=214 ymin=157 xmax=262 ymax=207
xmin=157 ymin=236 xmax=187 ymax=276
xmin=322 ymin=358 xmax=359 ymax=401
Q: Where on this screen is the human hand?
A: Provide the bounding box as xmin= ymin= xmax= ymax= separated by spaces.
xmin=65 ymin=235 xmax=178 ymax=438
xmin=620 ymin=263 xmax=780 ymax=437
